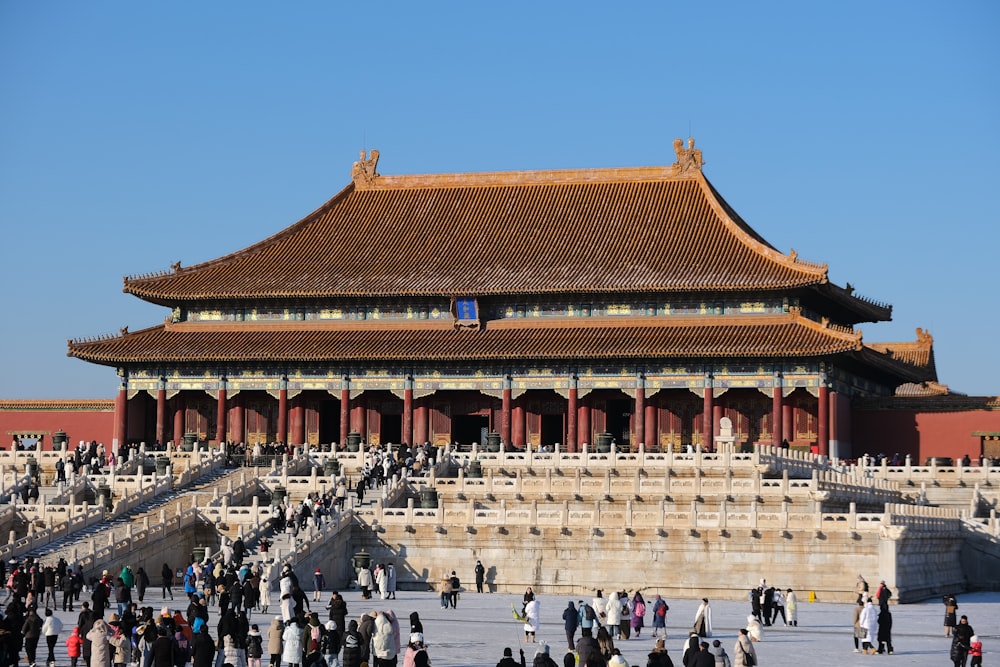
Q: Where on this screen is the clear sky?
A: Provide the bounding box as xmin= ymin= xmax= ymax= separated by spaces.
xmin=1 ymin=2 xmax=997 ymax=399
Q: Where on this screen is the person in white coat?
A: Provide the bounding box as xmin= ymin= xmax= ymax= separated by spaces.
xmin=281 ymin=619 xmax=304 ymax=667
xmin=746 ymin=615 xmax=764 ymax=642
xmin=605 ymin=593 xmax=622 ymax=634
xmin=859 ymin=599 xmax=879 ymax=654
xmin=523 ymin=598 xmax=540 ymax=644
xmin=694 ymin=598 xmax=713 ymax=638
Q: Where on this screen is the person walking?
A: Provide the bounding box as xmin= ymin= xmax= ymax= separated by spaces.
xmin=650 ymin=595 xmax=668 ymax=639
xmin=733 ymin=629 xmax=756 ymax=667
xmin=22 ymin=605 xmax=43 ymax=667
xmin=859 ymin=599 xmax=879 ymax=655
xmin=42 ymin=607 xmax=63 ymax=667
xmin=136 ymin=567 xmax=150 ymax=604
xmin=630 ymin=591 xmax=646 ymax=639
xmin=561 ymin=601 xmax=578 ymax=651
xmin=852 ymin=600 xmax=864 ymax=652
xmin=877 ymin=606 xmax=894 ymax=655
xmin=448 ymin=571 xmax=461 ymax=609
xmin=161 ymin=564 xmax=174 ymax=601
xmin=267 ymin=616 xmax=283 ymax=667
xmin=952 ymin=615 xmax=975 ymax=667
xmin=66 ymin=627 xmax=83 ymax=667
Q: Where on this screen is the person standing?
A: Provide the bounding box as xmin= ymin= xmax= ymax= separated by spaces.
xmin=475 ymin=560 xmax=486 ymax=594
xmin=785 ymin=588 xmax=798 ymax=627
xmin=357 ymin=565 xmax=372 ymax=601
xmin=42 ymin=607 xmax=63 ymax=667
xmin=312 ymin=569 xmax=325 ymax=603
xmin=943 ymin=594 xmax=959 ymax=637
xmin=267 ymin=616 xmax=283 ymax=667
xmin=970 ymin=635 xmax=983 ymax=667
xmin=693 ymin=599 xmax=713 ymax=638
xmin=876 ymin=580 xmax=892 ymax=611
xmin=385 ymin=564 xmax=397 ymax=601
xmin=448 ymin=571 xmax=461 ymax=609
xmin=524 ymin=597 xmax=540 ymax=644
xmin=87 ymin=618 xmax=112 ymax=667
xmin=952 ymin=616 xmax=975 ymax=667
xmin=496 ymin=647 xmax=526 ymax=667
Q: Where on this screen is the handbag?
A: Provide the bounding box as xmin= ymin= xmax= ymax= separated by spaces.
xmin=854 ymin=625 xmax=867 ymax=639
xmin=742 ymin=652 xmax=755 ymax=666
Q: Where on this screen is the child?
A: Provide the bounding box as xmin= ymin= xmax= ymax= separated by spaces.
xmin=66 ymin=627 xmax=83 ymax=667
xmin=970 ymin=635 xmax=983 ymax=667
xmin=710 ymin=639 xmax=733 ymax=667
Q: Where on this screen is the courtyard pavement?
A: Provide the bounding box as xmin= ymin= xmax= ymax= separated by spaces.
xmin=29 ymin=585 xmax=1000 ymax=666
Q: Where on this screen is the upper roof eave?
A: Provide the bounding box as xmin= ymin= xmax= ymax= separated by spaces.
xmin=119 ymin=163 xmax=831 ymax=303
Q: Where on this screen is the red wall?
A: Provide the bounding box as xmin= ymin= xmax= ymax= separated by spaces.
xmin=852 ymin=403 xmax=1000 ymax=463
xmin=0 ymin=401 xmax=115 ymax=448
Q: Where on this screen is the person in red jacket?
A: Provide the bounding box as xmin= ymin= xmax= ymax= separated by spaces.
xmin=970 ymin=635 xmax=983 ymax=667
xmin=66 ymin=627 xmax=83 ymax=667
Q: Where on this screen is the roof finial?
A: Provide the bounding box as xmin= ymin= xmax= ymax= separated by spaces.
xmin=352 ymin=149 xmax=380 ymax=187
xmin=671 ymin=137 xmax=703 ymax=176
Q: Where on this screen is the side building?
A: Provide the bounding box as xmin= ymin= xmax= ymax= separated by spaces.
xmin=67 ymin=141 xmax=935 ymax=458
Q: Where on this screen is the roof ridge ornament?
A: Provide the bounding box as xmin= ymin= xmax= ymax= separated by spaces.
xmin=671 ymin=137 xmax=703 ymax=176
xmin=351 ymin=149 xmax=380 ymax=187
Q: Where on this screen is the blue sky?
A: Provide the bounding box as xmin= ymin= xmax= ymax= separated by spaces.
xmin=1 ymin=2 xmax=997 ymax=398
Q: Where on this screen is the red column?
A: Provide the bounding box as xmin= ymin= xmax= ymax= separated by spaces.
xmin=635 ymin=377 xmax=645 ymax=451
xmin=644 ymin=402 xmax=657 ymax=451
xmin=567 ymin=382 xmax=578 ymax=453
xmin=155 ymin=383 xmax=166 ymax=446
xmin=114 ymin=381 xmax=128 ymax=448
xmin=772 ymin=382 xmax=784 ymax=447
xmin=291 ymin=399 xmax=305 ymax=446
xmin=512 ymin=404 xmax=525 ymax=449
xmin=578 ymin=403 xmax=591 ymax=449
xmin=414 ymin=401 xmax=428 ymax=445
xmin=501 ymin=377 xmax=512 ymax=448
xmin=216 ymin=384 xmax=227 ymax=445
xmin=351 ymin=403 xmax=366 ymax=440
xmin=782 ymin=403 xmax=794 ymax=445
xmin=339 ymin=380 xmax=350 ymax=447
xmin=232 ymin=397 xmax=245 ymax=445
xmin=173 ymin=395 xmax=185 ymax=446
xmin=402 ymin=377 xmax=413 ymax=446
xmin=703 ymin=378 xmax=714 ymax=449
xmin=278 ymin=384 xmax=288 ymax=445
xmin=817 ymin=385 xmax=829 ymax=456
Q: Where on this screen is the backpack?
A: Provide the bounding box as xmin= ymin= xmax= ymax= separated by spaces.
xmin=634 ymin=601 xmax=646 ymax=617
xmin=173 ymin=632 xmax=190 ymax=666
xmin=308 ymin=625 xmax=322 ymax=653
xmin=656 ymin=602 xmax=667 ymax=618
xmin=584 ymin=605 xmax=596 ymax=621
xmin=450 ymin=576 xmax=460 ymax=590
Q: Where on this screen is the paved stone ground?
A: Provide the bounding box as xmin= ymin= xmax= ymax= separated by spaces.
xmin=27 ymin=587 xmax=1000 ymax=666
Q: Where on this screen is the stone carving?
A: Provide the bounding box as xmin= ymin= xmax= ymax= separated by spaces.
xmin=352 ymin=149 xmax=380 ymax=186
xmin=170 ymin=261 xmax=182 ymax=272
xmin=671 ymin=137 xmax=703 ymax=175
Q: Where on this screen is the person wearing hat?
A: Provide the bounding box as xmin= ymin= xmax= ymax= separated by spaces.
xmin=532 ymin=643 xmax=558 ymax=667
xmin=312 ymin=569 xmax=325 ymax=603
xmin=321 ymin=620 xmax=341 ymax=667
xmin=495 ymin=646 xmax=525 ymax=667
xmin=404 ymin=632 xmax=430 ymax=667
xmin=646 ymin=638 xmax=673 ymax=667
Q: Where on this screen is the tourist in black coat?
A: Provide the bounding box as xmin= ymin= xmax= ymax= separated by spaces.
xmin=951 ymin=616 xmax=975 ymax=667
xmin=341 ymin=620 xmax=362 ymax=667
xmin=191 ymin=626 xmax=215 ymax=667
xmin=146 ymin=627 xmax=175 ymax=667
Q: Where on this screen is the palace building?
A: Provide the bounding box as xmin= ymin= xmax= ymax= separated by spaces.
xmin=67 ymin=140 xmax=938 ymax=458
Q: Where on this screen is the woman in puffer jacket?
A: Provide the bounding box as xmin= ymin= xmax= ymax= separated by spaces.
xmin=371 ymin=612 xmax=397 ymax=667
xmin=281 ymin=618 xmax=304 ymax=667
